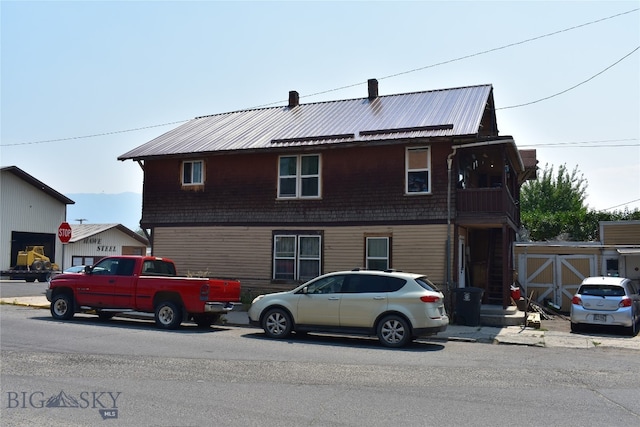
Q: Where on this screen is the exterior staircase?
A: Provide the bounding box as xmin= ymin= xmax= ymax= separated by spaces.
xmin=479 ymin=304 xmax=525 ymax=327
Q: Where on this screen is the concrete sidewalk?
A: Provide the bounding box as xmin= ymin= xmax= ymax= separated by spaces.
xmin=2 ymin=295 xmax=639 ymax=350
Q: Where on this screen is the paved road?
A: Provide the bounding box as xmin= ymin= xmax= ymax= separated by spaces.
xmin=0 ymin=279 xmax=48 ymax=298
xmin=2 ymin=303 xmax=640 ymax=427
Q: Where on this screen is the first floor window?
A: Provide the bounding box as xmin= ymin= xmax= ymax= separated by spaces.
xmin=273 ymin=233 xmax=321 ymax=281
xmin=406 ymin=147 xmax=430 ymax=194
xmin=366 ymin=237 xmax=390 ymax=271
xmin=182 ymin=160 xmax=204 ymax=185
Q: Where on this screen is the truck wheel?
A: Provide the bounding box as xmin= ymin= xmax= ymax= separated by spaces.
xmin=262 ymin=308 xmax=292 ymax=339
xmin=25 ymin=277 xmax=36 ymax=283
xmin=377 ymin=314 xmax=412 ymax=348
xmin=38 ymin=273 xmax=51 ymax=282
xmin=50 ymin=293 xmax=74 ymax=320
xmin=154 ymin=301 xmax=182 ymax=329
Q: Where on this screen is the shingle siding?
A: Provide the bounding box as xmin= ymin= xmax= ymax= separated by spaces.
xmin=141 ymin=142 xmax=454 ymax=227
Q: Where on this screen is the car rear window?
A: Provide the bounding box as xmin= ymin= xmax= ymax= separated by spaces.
xmin=142 ymin=260 xmax=177 ymax=276
xmin=415 ymin=276 xmax=440 ymax=292
xmin=578 ymin=285 xmax=626 ymax=297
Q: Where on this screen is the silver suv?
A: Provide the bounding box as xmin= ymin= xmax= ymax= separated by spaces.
xmin=248 ymin=269 xmax=449 ymax=347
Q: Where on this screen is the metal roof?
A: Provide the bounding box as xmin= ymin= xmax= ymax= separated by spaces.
xmin=1 ymin=166 xmax=75 ymax=205
xmin=70 ymin=223 xmax=148 ymax=246
xmin=118 ymin=84 xmax=494 ymax=161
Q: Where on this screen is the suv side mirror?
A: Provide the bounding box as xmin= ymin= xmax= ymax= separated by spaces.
xmin=84 ymin=265 xmax=93 ymax=274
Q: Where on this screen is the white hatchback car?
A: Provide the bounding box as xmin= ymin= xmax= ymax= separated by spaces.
xmin=248 ymin=269 xmax=449 ymax=347
xmin=570 ymin=276 xmax=640 ymax=336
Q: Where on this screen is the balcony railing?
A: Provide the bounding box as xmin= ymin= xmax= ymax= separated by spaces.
xmin=455 ymin=187 xmax=519 ymax=225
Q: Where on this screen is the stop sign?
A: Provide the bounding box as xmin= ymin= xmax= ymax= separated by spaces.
xmin=58 ymin=222 xmax=72 ymax=243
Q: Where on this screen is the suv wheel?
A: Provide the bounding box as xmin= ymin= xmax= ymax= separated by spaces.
xmin=262 ymin=308 xmax=292 ymax=339
xmin=377 ymin=315 xmax=411 ymax=348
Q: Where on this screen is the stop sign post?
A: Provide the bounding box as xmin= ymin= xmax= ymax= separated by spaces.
xmin=58 ymin=222 xmax=72 ymax=244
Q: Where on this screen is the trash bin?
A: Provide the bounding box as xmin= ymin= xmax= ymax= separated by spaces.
xmin=453 ymin=287 xmax=484 ymax=326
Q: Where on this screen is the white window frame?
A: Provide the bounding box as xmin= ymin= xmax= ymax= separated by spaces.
xmin=277 ymin=154 xmax=321 ymax=199
xmin=366 ymin=237 xmax=390 ymax=271
xmin=182 ymin=160 xmax=204 ymax=185
xmin=405 ymin=147 xmax=431 ymax=194
xmin=273 ymin=234 xmax=321 ymax=281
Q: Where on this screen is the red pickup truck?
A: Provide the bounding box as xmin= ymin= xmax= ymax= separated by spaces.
xmin=46 ymin=256 xmax=241 ymax=329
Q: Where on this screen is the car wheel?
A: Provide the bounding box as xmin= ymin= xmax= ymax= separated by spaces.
xmin=625 ymin=315 xmax=638 ymax=337
xmin=154 ymin=301 xmax=183 ymax=329
xmin=262 ymin=308 xmax=292 ymax=339
xmin=377 ymin=315 xmax=411 ymax=348
xmin=50 ymin=293 xmax=74 ymax=320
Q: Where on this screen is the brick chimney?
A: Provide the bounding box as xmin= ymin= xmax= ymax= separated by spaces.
xmin=368 ymin=79 xmax=378 ymax=99
xmin=288 ymin=90 xmax=299 ymax=108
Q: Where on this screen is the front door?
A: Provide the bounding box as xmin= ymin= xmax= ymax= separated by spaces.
xmin=295 ymin=274 xmax=344 ymax=326
xmin=75 ymin=258 xmax=118 ymax=307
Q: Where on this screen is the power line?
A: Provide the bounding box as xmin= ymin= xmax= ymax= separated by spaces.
xmin=1 ymin=120 xmax=190 ymax=147
xmin=602 ymin=198 xmax=640 ymax=211
xmin=255 ymin=8 xmax=639 ymax=107
xmin=520 ymin=138 xmax=639 ymax=148
xmin=2 ymin=8 xmax=638 ymax=147
xmin=496 ymin=46 xmax=639 ymax=110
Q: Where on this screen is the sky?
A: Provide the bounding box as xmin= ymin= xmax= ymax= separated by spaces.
xmin=1 ymin=1 xmax=639 ymax=215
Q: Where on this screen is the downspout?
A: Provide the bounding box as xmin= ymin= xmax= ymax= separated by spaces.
xmin=446 ymin=147 xmax=458 ymax=314
xmin=135 ymin=160 xmax=152 ymax=251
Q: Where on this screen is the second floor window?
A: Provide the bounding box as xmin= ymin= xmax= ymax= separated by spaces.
xmin=406 ymin=147 xmax=430 ymax=194
xmin=278 ymin=154 xmax=320 ymax=198
xmin=182 ymin=160 xmax=203 ymax=185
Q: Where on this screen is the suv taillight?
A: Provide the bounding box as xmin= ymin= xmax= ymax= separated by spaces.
xmin=420 ymin=295 xmax=440 ymax=303
xmin=571 ymin=296 xmax=582 ymax=306
xmin=619 ymin=297 xmax=632 ymax=308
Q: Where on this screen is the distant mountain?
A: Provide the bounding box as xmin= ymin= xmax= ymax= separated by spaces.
xmin=65 ymin=192 xmax=142 ymax=231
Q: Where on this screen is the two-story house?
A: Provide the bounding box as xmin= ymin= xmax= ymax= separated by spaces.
xmin=118 ymin=80 xmax=537 ymax=309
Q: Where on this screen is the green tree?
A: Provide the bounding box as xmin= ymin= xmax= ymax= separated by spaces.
xmin=520 ymin=163 xmax=588 ymax=241
xmin=520 ymin=164 xmax=640 ymax=241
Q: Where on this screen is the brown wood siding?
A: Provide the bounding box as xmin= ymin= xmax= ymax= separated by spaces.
xmin=141 ymin=142 xmax=453 ymax=227
xmin=601 ymin=222 xmax=640 ymax=245
xmin=153 ymin=224 xmax=449 ymax=289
